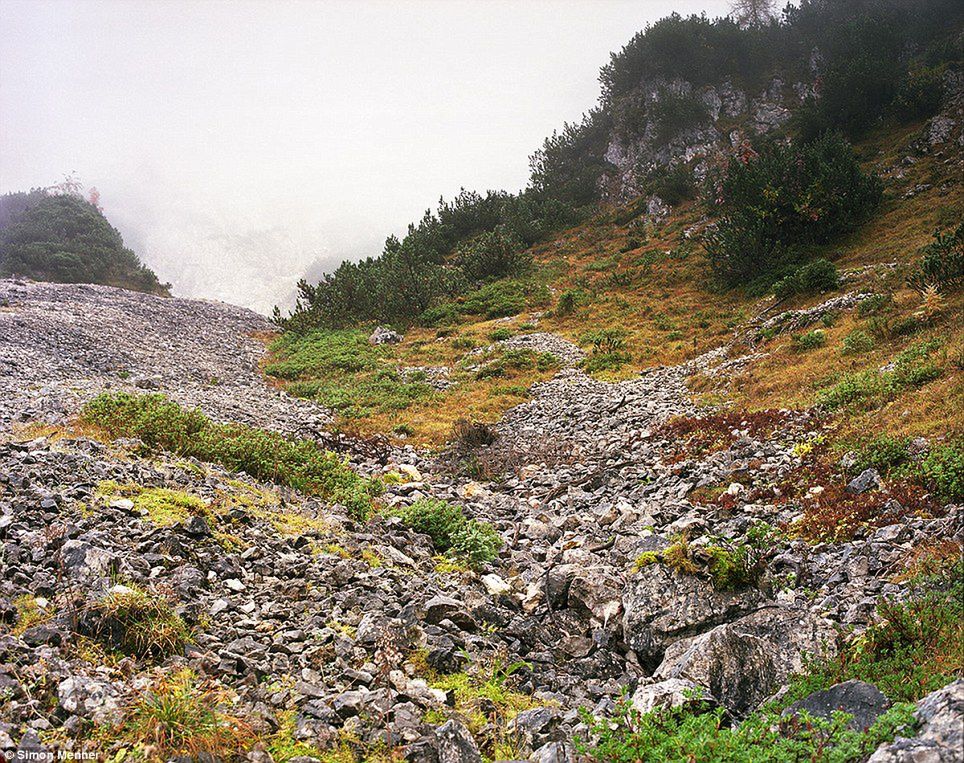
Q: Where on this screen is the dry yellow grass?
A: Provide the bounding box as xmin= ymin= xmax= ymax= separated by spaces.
xmin=263 ymin=120 xmax=962 ymax=447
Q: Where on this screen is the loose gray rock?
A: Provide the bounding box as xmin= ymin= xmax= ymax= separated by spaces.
xmin=435 ymin=720 xmax=482 ymax=763
xmin=370 ymin=327 xmax=403 ymax=345
xmin=847 ymin=468 xmax=882 ymax=494
xmin=57 ymin=676 xmax=123 ymax=724
xmin=786 ymin=680 xmax=891 ymax=731
xmin=868 ymin=679 xmax=964 ymax=762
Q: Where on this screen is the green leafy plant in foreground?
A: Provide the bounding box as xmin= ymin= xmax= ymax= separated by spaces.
xmin=81 ymin=392 xmax=381 ymax=519
xmin=392 ymin=498 xmax=501 ymax=569
xmin=577 ymin=696 xmax=915 ymax=763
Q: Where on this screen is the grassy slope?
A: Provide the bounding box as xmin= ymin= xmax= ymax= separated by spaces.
xmin=266 ymin=119 xmax=962 ymax=448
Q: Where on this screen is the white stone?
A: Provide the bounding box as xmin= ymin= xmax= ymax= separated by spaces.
xmin=481 ymin=574 xmax=511 ymax=596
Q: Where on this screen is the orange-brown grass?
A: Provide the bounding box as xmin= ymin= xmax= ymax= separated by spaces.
xmin=894 ymin=539 xmax=963 ymax=583
xmin=262 ymin=121 xmax=961 ymax=448
xmin=96 ymin=669 xmax=255 ymax=759
xmin=725 ymin=125 xmax=963 ymax=438
xmin=731 ymin=291 xmax=963 ymax=441
xmin=356 ymin=365 xmax=552 ymax=447
xmin=10 ymin=419 xmax=113 ymax=445
xmin=528 ymin=202 xmax=746 ymax=376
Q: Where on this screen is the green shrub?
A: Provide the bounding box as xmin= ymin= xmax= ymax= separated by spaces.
xmin=650 ymin=90 xmax=710 ymax=143
xmin=580 ymin=328 xmax=632 ymax=373
xmin=455 ymin=226 xmax=531 ymax=282
xmin=703 ymin=134 xmax=882 ymax=287
xmin=81 ymin=393 xmax=380 ymax=519
xmin=585 ymin=257 xmax=618 ymax=273
xmin=858 ymin=294 xmax=891 ymax=317
xmin=577 ymin=696 xmax=915 ymax=762
xmin=773 ymin=259 xmax=840 ymax=300
xmin=893 ymin=316 xmax=925 ymax=337
xmin=789 ymin=4 xmax=955 ymax=140
xmin=816 ymin=339 xmax=944 ymax=411
xmin=529 ymin=110 xmax=614 ymax=208
xmin=419 ymin=302 xmax=460 ymax=327
xmin=645 ymin=164 xmax=696 ymax=206
xmin=265 ymin=330 xmax=434 ymax=420
xmin=908 ymin=224 xmax=964 ymax=294
xmin=459 ymin=279 xmax=548 ymax=319
xmin=275 ymin=187 xmax=578 ymax=331
xmin=555 ymin=288 xmax=588 ymax=316
xmin=792 ymin=330 xmax=826 ymax=352
xmin=584 ymin=351 xmax=632 ymax=374
xmin=488 ymin=327 xmax=514 ymax=342
xmin=451 ymin=335 xmax=480 ymax=350
xmin=265 ymin=330 xmax=379 ymax=380
xmin=847 ymin=435 xmax=910 ymax=475
xmin=475 ymin=348 xmax=558 ymax=379
xmin=842 ymin=330 xmax=875 ymax=355
xmin=892 ymin=65 xmax=946 ymax=122
xmin=393 ymin=499 xmax=501 ymax=569
xmin=917 ymin=439 xmax=964 ymax=503
xmin=816 ymin=370 xmax=886 ymax=410
xmin=290 ymin=370 xmax=432 ymax=419
xmin=0 ymin=191 xmax=169 ymax=295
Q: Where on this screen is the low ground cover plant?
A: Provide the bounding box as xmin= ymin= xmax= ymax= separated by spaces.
xmin=391 ymin=498 xmax=501 ymax=569
xmin=636 ymin=525 xmax=777 ymax=591
xmin=816 ymin=339 xmax=944 ymax=412
xmin=81 ymin=393 xmax=380 ymax=519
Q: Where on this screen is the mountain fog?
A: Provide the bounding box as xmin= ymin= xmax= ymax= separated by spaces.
xmin=1 ymin=0 xmax=730 ymax=313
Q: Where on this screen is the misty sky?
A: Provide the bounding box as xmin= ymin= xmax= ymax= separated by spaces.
xmin=1 ymin=0 xmax=731 ymax=314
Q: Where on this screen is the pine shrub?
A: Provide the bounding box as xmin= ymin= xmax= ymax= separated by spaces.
xmin=703 ymin=134 xmax=882 ymax=286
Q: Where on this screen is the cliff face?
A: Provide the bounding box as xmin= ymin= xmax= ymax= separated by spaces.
xmin=597 ymin=71 xmax=813 ymax=204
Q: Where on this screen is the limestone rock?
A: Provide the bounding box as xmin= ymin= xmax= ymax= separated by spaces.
xmin=622 ymin=564 xmax=762 ymax=666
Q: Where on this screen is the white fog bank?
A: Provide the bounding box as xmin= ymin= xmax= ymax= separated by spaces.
xmin=1 ymin=0 xmax=730 ymax=313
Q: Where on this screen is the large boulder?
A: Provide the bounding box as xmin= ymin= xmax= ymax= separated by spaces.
xmin=566 ymin=567 xmax=623 ymax=633
xmin=621 ymin=565 xmax=762 ymax=667
xmin=529 ymin=741 xmax=577 ymax=763
xmin=868 ymin=679 xmax=964 ymax=762
xmin=369 ymin=327 xmax=403 ymax=345
xmin=59 ymin=539 xmax=115 ymax=589
xmin=785 ymin=680 xmax=891 ymax=731
xmin=653 ymin=607 xmax=836 ymax=718
xmin=508 ymin=706 xmax=562 ymax=754
xmin=434 ymin=720 xmax=482 ymax=763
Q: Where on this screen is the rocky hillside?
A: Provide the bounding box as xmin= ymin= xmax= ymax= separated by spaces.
xmin=2 ymin=4 xmax=963 ymax=762
xmin=1 ymin=256 xmax=962 ymax=762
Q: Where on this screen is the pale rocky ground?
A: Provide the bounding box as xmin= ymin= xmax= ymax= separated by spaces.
xmin=0 ymin=278 xmax=961 ymax=761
